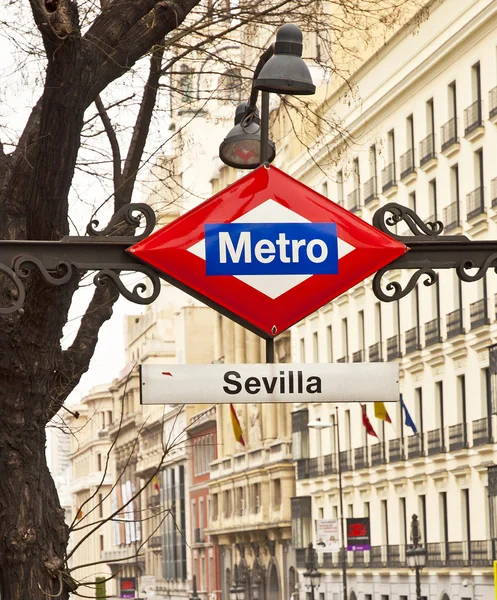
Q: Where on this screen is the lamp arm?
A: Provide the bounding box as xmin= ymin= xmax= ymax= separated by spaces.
xmin=247 ymin=44 xmax=275 ymax=111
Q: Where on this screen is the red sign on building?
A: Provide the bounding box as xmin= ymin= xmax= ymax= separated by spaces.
xmin=129 ymin=166 xmax=406 ymax=338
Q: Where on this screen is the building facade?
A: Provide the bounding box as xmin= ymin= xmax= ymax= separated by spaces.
xmin=289 ymin=1 xmax=497 ymax=599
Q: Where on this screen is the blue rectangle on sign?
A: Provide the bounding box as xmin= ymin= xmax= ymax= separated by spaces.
xmin=204 ymin=222 xmax=338 ymax=276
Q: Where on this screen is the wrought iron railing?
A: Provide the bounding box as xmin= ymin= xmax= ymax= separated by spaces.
xmin=427 ymin=542 xmax=445 ymax=567
xmin=381 ymin=162 xmax=396 ymax=192
xmin=490 ymin=86 xmax=497 ymax=119
xmin=441 ymin=117 xmax=458 ymax=151
xmin=492 ymin=177 xmax=497 ymax=208
xmin=149 ymin=535 xmax=163 ymax=548
xmin=363 ymin=176 xmax=378 ymax=204
xmin=337 ymin=355 xmax=348 ymax=363
xmin=427 ymin=428 xmax=444 ymax=455
xmin=308 ymin=456 xmax=322 ymax=478
xmin=371 ymin=442 xmax=385 ymax=466
xmin=408 ymin=433 xmax=424 ymax=459
xmin=296 ymin=548 xmax=306 ymax=568
xmin=347 ymin=189 xmax=360 ymax=213
xmin=472 ymin=417 xmax=492 ymax=446
xmin=424 ymin=317 xmax=442 ymax=346
xmin=400 ymin=148 xmax=415 ymax=179
xmin=388 ymin=438 xmax=404 ymax=463
xmin=387 ymin=334 xmax=402 ymax=361
xmin=352 ymin=349 xmax=365 ymax=363
xmin=296 ymin=458 xmax=310 ymax=480
xmin=470 ymin=298 xmax=489 ymax=330
xmin=324 ymin=453 xmax=336 ymax=475
xmin=354 ymin=446 xmax=369 ymax=470
xmin=405 ymin=326 xmax=421 ymax=354
xmin=419 ymin=133 xmax=436 ymax=165
xmin=443 ymin=200 xmax=460 ymax=232
xmin=339 ymin=449 xmax=353 ymax=472
xmin=387 ymin=545 xmax=403 ymax=567
xmin=447 ymin=541 xmax=466 ymax=566
xmin=446 ymin=308 xmax=464 ymax=338
xmin=466 ymin=186 xmax=485 ymax=220
xmin=448 ymin=422 xmax=468 ymax=451
xmin=369 ymin=546 xmax=384 ymax=567
xmin=464 ymin=100 xmax=483 ymax=135
xmin=368 ymin=341 xmax=383 ymax=362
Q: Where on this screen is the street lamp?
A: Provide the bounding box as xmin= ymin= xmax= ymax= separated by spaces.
xmin=219 ymin=23 xmax=315 ymax=169
xmin=230 ymin=563 xmax=247 ymax=600
xmin=406 ymin=514 xmax=427 ymax=600
xmin=190 ymin=575 xmax=201 ymax=600
xmin=303 ymin=542 xmax=322 ymax=600
xmin=308 ymin=413 xmax=347 ymax=600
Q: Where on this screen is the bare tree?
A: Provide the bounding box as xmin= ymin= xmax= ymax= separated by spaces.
xmin=0 ymin=0 xmax=424 ymax=597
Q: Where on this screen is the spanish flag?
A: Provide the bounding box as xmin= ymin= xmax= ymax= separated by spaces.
xmin=361 ymin=404 xmax=378 ymax=438
xmin=374 ymin=401 xmax=392 ymax=423
xmin=153 ymin=474 xmax=160 ymax=493
xmin=230 ymin=403 xmax=245 ymax=446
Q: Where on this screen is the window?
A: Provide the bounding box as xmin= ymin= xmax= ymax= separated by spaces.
xmin=415 ymin=388 xmax=423 ymax=433
xmin=322 ymin=181 xmax=328 ymax=197
xmin=457 ymin=375 xmax=467 ymax=424
xmin=399 ymin=498 xmax=407 ymax=544
xmin=440 ymin=491 xmax=448 ymax=544
xmin=428 ymin=179 xmax=437 ymax=220
xmin=212 ymin=494 xmax=218 ymax=521
xmin=387 ymin=130 xmax=396 ymax=170
xmin=369 ymin=145 xmax=377 ymax=179
xmin=178 ymin=65 xmax=194 ymax=102
xmin=341 ymin=318 xmax=349 ymax=361
xmin=337 ymin=170 xmax=344 ymax=206
xmin=364 ymin=502 xmax=370 ymax=519
xmin=358 ymin=311 xmax=365 ymax=353
xmin=353 ymin=158 xmax=360 ymax=190
xmin=462 ymin=489 xmax=471 ymax=542
xmin=312 ymin=332 xmax=319 ymax=362
xmin=435 ymin=381 xmax=445 ymax=437
xmin=472 ymin=61 xmax=482 ymax=104
xmin=418 ymin=494 xmax=427 ymax=544
xmin=273 ymin=479 xmax=281 ymax=510
xmin=381 ymin=500 xmax=389 ymax=545
xmin=300 ymin=338 xmax=306 ymax=362
xmin=291 ymin=496 xmax=312 ymax=548
xmin=345 ymin=409 xmax=351 ymax=450
xmin=223 ymin=490 xmax=232 ymax=518
xmin=235 ymin=487 xmax=244 ymax=516
xmin=374 ymin=302 xmax=382 ymax=344
xmin=292 ymin=409 xmax=310 ymax=460
xmin=251 ymin=483 xmax=261 ymax=513
xmin=97 ymin=453 xmax=102 ymax=472
xmin=426 ymin=99 xmax=435 ymax=136
xmin=326 ymin=325 xmax=333 ymax=362
xmin=449 ymin=80 xmax=457 ymax=121
xmin=98 ymin=493 xmax=103 ymax=519
xmin=406 ymin=114 xmax=414 ymax=152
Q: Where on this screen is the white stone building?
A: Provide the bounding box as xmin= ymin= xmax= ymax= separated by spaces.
xmin=290 ymin=1 xmax=497 ymax=599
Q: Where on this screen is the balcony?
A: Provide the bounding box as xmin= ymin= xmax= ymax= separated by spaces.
xmin=347 ymin=189 xmax=361 ymax=213
xmin=424 ymin=317 xmax=442 ymax=347
xmin=464 ymin=100 xmax=483 ymax=136
xmin=447 ymin=541 xmax=467 ymax=566
xmin=389 ymin=438 xmax=404 ymax=463
xmin=296 ymin=548 xmax=306 ymax=568
xmin=441 ymin=117 xmax=458 ymax=152
xmin=194 ymin=528 xmax=204 ymax=543
xmin=337 ymin=355 xmax=348 ymax=363
xmin=368 ymin=341 xmax=383 ymax=362
xmin=354 ymin=446 xmax=368 ymax=470
xmin=490 ymin=86 xmax=497 ymax=120
xmin=381 ymin=162 xmax=396 ymax=193
xmin=448 ymin=422 xmax=468 ymax=451
xmin=324 ymin=453 xmax=336 ymax=475
xmin=296 ymin=458 xmax=311 ymax=480
xmin=419 ymin=133 xmax=436 ymax=166
xmin=147 ymin=493 xmax=161 ymax=508
xmin=339 ymin=450 xmax=353 ymax=472
xmin=492 ymin=177 xmax=497 ymax=208
xmin=471 ymin=540 xmax=493 ymax=566
xmin=405 ymin=326 xmax=421 ymax=355
xmin=472 ymin=417 xmax=492 ymax=446
xmin=426 ymin=428 xmax=444 ymax=455
xmin=387 ymin=545 xmax=403 ymax=567
xmin=387 ymin=334 xmax=402 ymax=361
xmin=369 ymin=546 xmax=384 ymax=568
xmin=408 ymin=433 xmax=424 ymax=459
xmin=446 ymin=308 xmax=464 ymax=338
xmin=400 ymin=148 xmax=415 ymax=180
xmin=466 ymin=186 xmax=485 ymax=220
xmin=363 ymin=176 xmax=378 ymax=205
xmin=443 ymin=201 xmax=460 ymax=233
xmin=470 ymin=298 xmax=489 ymax=330
xmin=308 ymin=456 xmax=322 ymax=478
xmin=149 ymin=535 xmax=163 ymax=549
xmin=352 ymin=349 xmax=365 ymax=363
xmin=370 ymin=442 xmax=385 ymax=466
xmin=427 ymin=543 xmax=445 ymax=567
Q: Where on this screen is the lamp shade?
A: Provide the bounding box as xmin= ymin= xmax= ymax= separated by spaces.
xmin=310 ymin=569 xmax=322 ymax=588
xmin=254 ymin=24 xmax=315 ymax=95
xmin=219 ymin=102 xmax=276 ymax=169
xmin=406 ymin=545 xmax=427 ymax=569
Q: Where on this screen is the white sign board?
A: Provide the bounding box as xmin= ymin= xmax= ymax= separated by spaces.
xmin=140 ymin=363 xmax=399 ymax=405
xmin=316 ymin=519 xmax=340 ymax=552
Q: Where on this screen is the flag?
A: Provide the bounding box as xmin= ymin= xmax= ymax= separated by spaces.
xmin=153 ymin=474 xmax=160 ymax=493
xmin=400 ymin=395 xmax=417 ymax=433
xmin=230 ymin=403 xmax=245 ymax=446
xmin=374 ymin=401 xmax=392 ymax=423
xmin=76 ymin=507 xmax=84 ymax=520
xmin=361 ymin=404 xmax=378 ymax=438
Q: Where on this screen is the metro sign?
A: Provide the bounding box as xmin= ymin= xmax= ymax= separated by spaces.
xmin=128 ymin=166 xmax=406 ymax=338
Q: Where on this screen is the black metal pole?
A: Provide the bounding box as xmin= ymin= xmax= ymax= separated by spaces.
xmin=335 ymin=406 xmax=347 ymax=600
xmin=310 ymin=583 xmax=315 ymax=600
xmin=415 ymin=566 xmax=421 ymax=600
xmin=260 ymin=91 xmax=270 ymax=165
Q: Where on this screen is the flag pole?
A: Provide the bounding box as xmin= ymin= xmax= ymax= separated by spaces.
xmin=335 ymin=406 xmax=348 ymax=600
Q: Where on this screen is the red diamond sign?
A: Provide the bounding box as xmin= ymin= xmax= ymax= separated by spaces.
xmin=128 ymin=166 xmax=406 ymax=338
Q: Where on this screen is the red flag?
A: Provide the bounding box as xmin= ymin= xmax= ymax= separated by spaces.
xmin=153 ymin=474 xmax=160 ymax=493
xmin=361 ymin=404 xmax=378 ymax=438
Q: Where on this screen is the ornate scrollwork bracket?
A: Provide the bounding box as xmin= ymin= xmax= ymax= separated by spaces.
xmin=0 ymin=203 xmax=161 ymax=315
xmin=372 ymin=202 xmax=497 ymax=302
